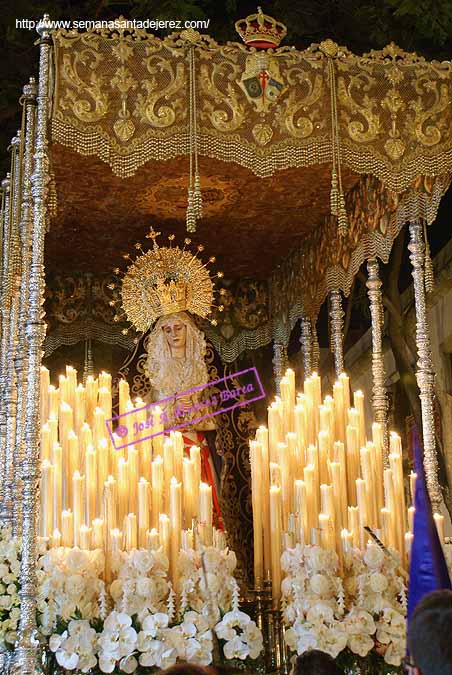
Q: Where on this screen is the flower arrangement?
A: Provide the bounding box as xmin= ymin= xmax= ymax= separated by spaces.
xmin=281 ymin=543 xmax=407 ymax=673
xmin=0 ymin=527 xmax=21 ymax=653
xmin=35 ymin=543 xmax=263 ymax=673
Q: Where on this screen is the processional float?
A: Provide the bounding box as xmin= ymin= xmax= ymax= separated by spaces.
xmin=1 ymin=8 xmax=452 ymax=674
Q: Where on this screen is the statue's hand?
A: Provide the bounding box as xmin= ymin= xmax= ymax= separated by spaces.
xmin=176 ymin=394 xmax=193 ymax=411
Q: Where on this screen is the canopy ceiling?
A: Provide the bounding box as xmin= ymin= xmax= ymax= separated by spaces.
xmin=46 ymin=144 xmax=360 ymax=278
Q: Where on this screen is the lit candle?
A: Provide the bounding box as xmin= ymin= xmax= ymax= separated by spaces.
xmin=51 ymin=529 xmax=61 ymax=548
xmin=353 ymin=390 xmax=366 ymax=447
xmin=151 ymin=455 xmax=164 ymax=529
xmin=172 ymin=431 xmax=184 ymax=483
xmin=268 ymin=403 xmax=282 ymax=464
xmin=278 ymin=442 xmax=291 ymax=529
xmin=72 ymin=471 xmax=84 ymax=548
xmin=118 ymin=458 xmax=129 ymax=528
xmin=333 ymin=381 xmax=345 ymax=443
xmin=85 ymin=376 xmax=98 ymax=427
xmin=270 ymin=485 xmax=282 ymax=609
xmin=434 ymin=513 xmax=445 ymax=544
xmin=52 ymin=443 xmax=62 ymax=531
xmin=409 ymin=471 xmax=417 ymax=505
xmin=319 ymin=513 xmax=332 ymax=550
xmin=405 ymin=531 xmax=414 ymax=560
xmin=318 ymin=431 xmax=330 ymax=485
xmin=40 ymin=423 xmax=51 ymax=461
xmin=48 ymin=385 xmax=59 ymax=419
xmin=183 ymin=457 xmax=195 ymax=528
xmin=128 ymin=445 xmax=139 ymax=515
xmin=138 ymin=477 xmax=150 ymax=548
xmin=152 ymin=406 xmax=164 ymax=456
xmin=341 ymin=528 xmax=352 ymax=556
xmin=159 ymin=513 xmax=170 ymax=561
xmin=125 ymin=513 xmax=138 ymax=551
xmin=40 ymin=460 xmax=54 ymax=538
xmin=250 ymin=441 xmax=264 ymax=585
xmin=74 ymin=384 xmax=86 ymax=436
xmin=199 ymin=482 xmax=213 ymax=546
xmin=346 ymin=425 xmax=359 ymax=504
xmin=92 ymin=518 xmax=104 ymax=549
xmin=61 ymin=509 xmax=74 ymax=547
xmin=40 ymin=366 xmax=50 ymax=423
xmin=190 ymin=445 xmax=201 ymax=517
xmin=79 ymin=524 xmax=91 ymax=550
xmin=110 ymin=528 xmax=123 ymax=552
xmin=103 ymin=475 xmax=117 ymax=533
xmin=65 ymin=365 xmax=77 ymax=411
xmin=146 ymin=528 xmax=160 ymax=550
xmin=169 ymin=478 xmax=182 ymax=589
xmin=294 ymin=479 xmax=308 ymax=544
xmin=256 ymin=426 xmax=271 ymax=579
xmin=348 ymin=505 xmax=360 ymax=549
xmin=408 ymin=506 xmax=415 ymax=533
xmin=85 ymin=444 xmax=97 ymax=525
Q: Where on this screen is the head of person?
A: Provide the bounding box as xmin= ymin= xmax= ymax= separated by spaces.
xmin=159 ymin=665 xmax=214 ymax=675
xmin=291 ymin=650 xmax=344 ymax=675
xmin=407 ymin=589 xmax=452 ymax=675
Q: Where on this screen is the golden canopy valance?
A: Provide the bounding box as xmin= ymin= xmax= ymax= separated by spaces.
xmin=51 ymin=24 xmax=452 ymax=192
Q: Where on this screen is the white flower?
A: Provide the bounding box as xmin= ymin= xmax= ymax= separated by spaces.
xmin=384 ymin=637 xmax=405 ymax=666
xmin=131 ymin=550 xmax=154 ymax=574
xmin=310 ymin=574 xmax=330 ymax=596
xmin=370 ymin=572 xmax=388 ymax=593
xmin=120 ymin=655 xmax=138 ymax=673
xmin=306 ymin=603 xmax=335 ymax=625
xmin=363 ymin=546 xmax=384 ymax=569
xmin=348 ymin=633 xmax=374 ymax=657
xmin=141 ymin=612 xmax=169 ymax=637
xmin=223 ymin=635 xmax=249 ymax=660
xmin=54 ymin=636 xmax=80 ymax=670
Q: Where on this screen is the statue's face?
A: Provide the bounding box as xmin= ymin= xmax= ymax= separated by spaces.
xmin=162 ymin=317 xmax=187 ymax=354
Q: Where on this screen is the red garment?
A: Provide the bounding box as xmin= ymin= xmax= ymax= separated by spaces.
xmin=182 ymin=430 xmax=223 ymax=530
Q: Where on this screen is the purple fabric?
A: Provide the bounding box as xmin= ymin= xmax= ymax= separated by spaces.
xmin=407 ymin=428 xmax=451 ymax=622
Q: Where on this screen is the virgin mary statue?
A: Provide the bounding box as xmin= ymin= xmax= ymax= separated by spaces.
xmin=119 ymin=228 xmax=224 ymax=527
xmin=145 ymin=311 xmax=222 ymax=525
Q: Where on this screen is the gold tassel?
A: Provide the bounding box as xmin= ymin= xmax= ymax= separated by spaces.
xmin=327 ymin=52 xmax=348 ymax=237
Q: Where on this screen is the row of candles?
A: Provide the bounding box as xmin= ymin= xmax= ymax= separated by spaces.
xmin=249 ymin=369 xmax=445 ymax=607
xmin=39 ymin=365 xmax=222 ymax=587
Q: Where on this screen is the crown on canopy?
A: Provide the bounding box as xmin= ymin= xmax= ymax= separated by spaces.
xmin=110 ymin=229 xmax=224 ymax=333
xmin=235 ymin=7 xmax=287 ymax=48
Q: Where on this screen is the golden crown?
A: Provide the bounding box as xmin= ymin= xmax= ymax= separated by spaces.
xmin=109 ymin=229 xmax=224 ymax=334
xmin=235 ymin=7 xmax=287 ymax=48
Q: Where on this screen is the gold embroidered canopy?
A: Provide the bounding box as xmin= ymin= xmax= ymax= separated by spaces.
xmin=46 ymin=17 xmax=452 ymax=347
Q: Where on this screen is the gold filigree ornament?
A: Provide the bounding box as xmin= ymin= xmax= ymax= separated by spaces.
xmin=111 ymin=229 xmax=225 ymax=333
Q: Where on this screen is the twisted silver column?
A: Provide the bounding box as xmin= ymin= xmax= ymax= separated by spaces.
xmin=13 ymin=79 xmax=38 ymax=534
xmin=408 ymin=221 xmax=442 ymax=510
xmin=14 ymin=16 xmax=52 ymax=675
xmin=366 ymin=258 xmax=389 ymax=462
xmin=300 ymin=317 xmax=313 ymax=378
xmin=312 ymin=320 xmax=320 ymax=373
xmin=329 ymin=289 xmax=345 ymax=377
xmin=2 ymin=132 xmax=24 ymax=528
xmin=0 ymin=175 xmax=11 ymax=518
xmin=273 ymin=342 xmax=287 ymax=396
